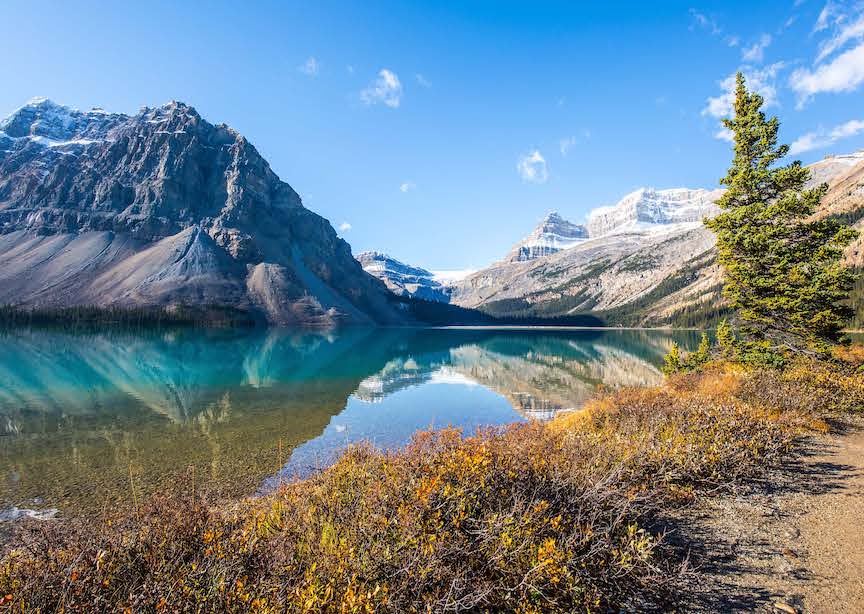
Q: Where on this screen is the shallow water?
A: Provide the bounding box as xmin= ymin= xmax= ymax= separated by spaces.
xmin=0 ymin=326 xmax=700 ymax=515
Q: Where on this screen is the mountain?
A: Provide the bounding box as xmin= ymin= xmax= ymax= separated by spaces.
xmin=449 ymin=155 xmax=864 ymax=326
xmin=506 ymin=212 xmax=588 ymax=262
xmin=450 ymin=221 xmax=719 ymax=324
xmin=807 ymin=151 xmax=864 ymax=189
xmin=355 ymin=251 xmax=450 ymax=303
xmin=0 ymin=98 xmax=406 ymax=327
xmin=585 ymin=187 xmax=721 ymax=237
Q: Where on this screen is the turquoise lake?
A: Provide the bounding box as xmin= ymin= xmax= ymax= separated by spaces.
xmin=0 ymin=326 xmax=701 ymax=517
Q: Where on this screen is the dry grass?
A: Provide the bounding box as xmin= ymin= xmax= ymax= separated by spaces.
xmin=2 ymin=357 xmax=863 ymax=612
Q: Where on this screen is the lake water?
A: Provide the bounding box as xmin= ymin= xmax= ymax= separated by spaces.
xmin=0 ymin=326 xmax=700 ymax=517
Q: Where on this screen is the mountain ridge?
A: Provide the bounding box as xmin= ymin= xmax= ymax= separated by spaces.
xmin=447 ymin=152 xmax=864 ymax=325
xmin=361 ymin=151 xmax=864 ymax=326
xmin=355 ymin=251 xmax=450 ymax=303
xmin=0 ymin=98 xmax=406 ymax=327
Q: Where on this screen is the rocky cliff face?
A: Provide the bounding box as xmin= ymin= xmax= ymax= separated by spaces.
xmin=0 ymin=98 xmax=405 ymax=326
xmin=507 ymin=212 xmax=588 ymax=262
xmin=355 ymin=251 xmax=451 ymax=303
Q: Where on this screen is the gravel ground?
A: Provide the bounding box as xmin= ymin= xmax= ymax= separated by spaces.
xmin=670 ymin=416 xmax=864 ymax=613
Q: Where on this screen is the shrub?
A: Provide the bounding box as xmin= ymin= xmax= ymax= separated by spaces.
xmin=662 ymin=343 xmax=683 ymax=375
xmin=662 ymin=333 xmax=713 ymax=375
xmin=0 ymin=427 xmax=676 ymax=613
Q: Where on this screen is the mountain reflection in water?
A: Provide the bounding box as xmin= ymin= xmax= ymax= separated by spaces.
xmin=0 ymin=326 xmax=700 ymax=514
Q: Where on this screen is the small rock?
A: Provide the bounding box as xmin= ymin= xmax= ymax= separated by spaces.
xmin=773 ymin=601 xmax=797 ymax=614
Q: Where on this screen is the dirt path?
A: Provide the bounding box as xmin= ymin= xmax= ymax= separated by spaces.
xmin=677 ymin=418 xmax=864 ymax=613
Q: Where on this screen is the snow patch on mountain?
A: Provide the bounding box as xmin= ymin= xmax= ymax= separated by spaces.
xmin=430 ymin=269 xmax=477 ymax=284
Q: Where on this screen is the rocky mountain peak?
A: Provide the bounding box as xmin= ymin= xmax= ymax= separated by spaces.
xmin=541 ymin=210 xmax=565 ymax=223
xmin=0 ymin=97 xmax=407 ymax=326
xmin=506 ymin=211 xmax=588 ymax=262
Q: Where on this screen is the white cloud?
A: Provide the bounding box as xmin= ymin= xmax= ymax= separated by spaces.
xmin=702 ymin=63 xmax=783 ymax=120
xmin=689 ymin=9 xmax=721 ymax=35
xmin=517 ymin=150 xmax=548 ymax=184
xmin=790 ymin=133 xmax=824 ymax=154
xmin=789 ymin=2 xmax=864 ymax=105
xmin=790 ymin=42 xmax=864 ymax=106
xmin=715 ymin=128 xmax=735 ymax=143
xmin=338 ymin=222 xmax=352 ymax=232
xmin=814 ymin=1 xmax=838 ymax=32
xmin=815 ymin=10 xmax=864 ymax=61
xmin=559 ymin=136 xmax=577 ymax=155
xmin=742 ymin=33 xmax=772 ymax=63
xmin=689 ymin=8 xmax=740 ymax=46
xmin=833 ymin=118 xmax=864 ymax=137
xmin=298 ymin=56 xmax=319 ymax=76
xmin=415 ymin=73 xmax=432 ymax=87
xmin=789 ymin=118 xmax=864 ymax=154
xmin=399 ymin=181 xmax=416 ymax=193
xmin=782 ymin=14 xmax=798 ymax=31
xmin=360 ymin=69 xmax=403 ymax=108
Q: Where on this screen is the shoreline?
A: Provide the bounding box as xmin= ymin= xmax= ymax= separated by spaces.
xmin=424 ymin=324 xmax=704 ymax=331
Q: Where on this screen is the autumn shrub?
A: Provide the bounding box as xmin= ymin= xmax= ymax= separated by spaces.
xmin=3 ymin=358 xmax=863 ymax=612
xmin=832 ymin=343 xmax=864 ymax=366
xmin=1 ymin=428 xmax=674 ymax=613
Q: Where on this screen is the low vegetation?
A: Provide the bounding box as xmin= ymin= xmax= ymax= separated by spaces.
xmin=0 ymin=304 xmax=260 ymax=328
xmin=3 ymin=352 xmax=863 ymax=612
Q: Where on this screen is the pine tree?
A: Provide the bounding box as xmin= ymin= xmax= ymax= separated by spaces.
xmin=688 ymin=332 xmax=712 ymax=368
xmin=662 ymin=343 xmax=683 ymax=375
xmin=705 ymin=73 xmax=858 ymax=358
xmin=716 ymin=318 xmax=736 ymax=358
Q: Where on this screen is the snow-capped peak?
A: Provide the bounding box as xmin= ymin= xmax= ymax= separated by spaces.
xmin=356 ymin=251 xmax=452 ymax=303
xmin=585 ymin=187 xmax=721 ymax=237
xmin=0 ymin=97 xmax=125 ymax=144
xmin=506 ymin=211 xmax=588 ymax=262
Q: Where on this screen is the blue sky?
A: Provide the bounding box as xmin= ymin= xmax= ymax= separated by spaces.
xmin=2 ymin=1 xmax=864 ymax=270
